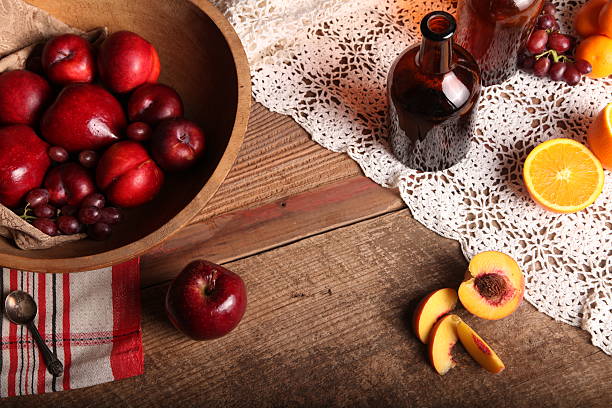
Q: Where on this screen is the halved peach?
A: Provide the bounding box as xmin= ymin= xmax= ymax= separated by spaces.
xmin=413 ymin=288 xmax=458 ymax=343
xmin=428 ymin=314 xmax=460 ymax=375
xmin=456 ymin=319 xmax=505 ymax=374
xmin=458 ymin=251 xmax=524 ymax=320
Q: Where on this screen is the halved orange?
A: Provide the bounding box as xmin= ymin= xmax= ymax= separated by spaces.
xmin=523 ymin=138 xmax=605 ymax=213
xmin=587 ymin=102 xmax=612 ymax=170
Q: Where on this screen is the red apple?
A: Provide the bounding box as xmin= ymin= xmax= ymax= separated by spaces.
xmin=165 ymin=260 xmax=247 ymax=340
xmin=96 ymin=141 xmax=164 ymax=207
xmin=44 ymin=162 xmax=95 ymax=207
xmin=98 ymin=31 xmax=160 ymax=93
xmin=0 ymin=70 xmax=52 ymax=126
xmin=40 ymin=84 xmax=126 ymax=152
xmin=151 ymin=118 xmax=206 ymax=172
xmin=127 ymin=83 xmax=183 ymax=124
xmin=0 ymin=125 xmax=51 ymax=208
xmin=42 ymin=34 xmax=95 ymax=85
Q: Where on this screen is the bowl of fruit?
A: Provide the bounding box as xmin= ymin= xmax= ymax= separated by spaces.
xmin=0 ymin=0 xmax=250 ymax=272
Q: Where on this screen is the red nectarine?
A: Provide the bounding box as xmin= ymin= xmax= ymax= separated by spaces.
xmin=96 ymin=141 xmax=164 ymax=207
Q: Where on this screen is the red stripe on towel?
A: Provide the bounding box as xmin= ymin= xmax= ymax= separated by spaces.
xmin=36 ymin=274 xmax=46 ymax=394
xmin=24 ymin=273 xmax=30 ymax=395
xmin=62 ymin=273 xmax=71 ymax=391
xmin=7 ymin=269 xmax=18 ymax=397
xmin=110 ymin=259 xmax=143 ymax=380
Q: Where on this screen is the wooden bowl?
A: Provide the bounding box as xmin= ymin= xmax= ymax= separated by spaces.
xmin=0 ymin=0 xmax=251 ymax=272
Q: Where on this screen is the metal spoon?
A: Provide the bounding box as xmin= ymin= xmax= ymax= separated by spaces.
xmin=4 ymin=290 xmax=63 ymax=377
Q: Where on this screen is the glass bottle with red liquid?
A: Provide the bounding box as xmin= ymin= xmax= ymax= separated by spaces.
xmin=455 ymin=0 xmax=545 ymax=86
xmin=388 ymin=11 xmax=481 ymax=172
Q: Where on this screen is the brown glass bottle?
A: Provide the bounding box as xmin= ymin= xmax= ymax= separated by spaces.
xmin=388 ymin=11 xmax=481 ymax=172
xmin=455 ymin=0 xmax=545 ymax=86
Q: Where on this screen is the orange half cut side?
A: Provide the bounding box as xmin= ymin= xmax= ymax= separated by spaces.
xmin=523 ymin=138 xmax=604 ymax=213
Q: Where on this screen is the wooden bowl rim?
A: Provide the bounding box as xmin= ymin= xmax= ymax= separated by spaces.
xmin=0 ymin=0 xmax=251 ymax=273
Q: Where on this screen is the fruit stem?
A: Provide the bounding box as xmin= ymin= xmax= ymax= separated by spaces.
xmin=535 ymin=49 xmax=573 ymax=63
xmin=204 ymin=270 xmax=219 ymax=296
xmin=19 ymin=205 xmax=35 ymax=221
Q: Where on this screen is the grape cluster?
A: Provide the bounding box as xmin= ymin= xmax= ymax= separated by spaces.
xmin=24 ymin=189 xmax=122 ymax=241
xmin=26 ymin=145 xmax=121 ymax=240
xmin=519 ymin=2 xmax=592 ymax=85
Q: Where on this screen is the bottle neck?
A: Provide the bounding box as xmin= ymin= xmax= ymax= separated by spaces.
xmin=417 ymin=37 xmax=453 ymax=74
xmin=416 ymin=11 xmax=457 ymax=74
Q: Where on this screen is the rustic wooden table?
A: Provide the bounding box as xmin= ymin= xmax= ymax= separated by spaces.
xmin=5 ymin=102 xmax=611 ymax=407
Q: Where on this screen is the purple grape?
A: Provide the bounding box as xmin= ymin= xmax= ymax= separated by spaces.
xmin=551 ymin=20 xmax=560 ymax=32
xmin=533 ymin=57 xmax=551 ymax=77
xmin=81 ymin=193 xmax=106 ymax=208
xmin=549 ymin=61 xmax=566 ymax=81
xmin=78 ymin=206 xmax=101 ymax=225
xmin=60 ymin=205 xmax=78 ymax=216
xmin=57 ymin=215 xmax=81 ymax=235
xmin=526 ymin=30 xmax=548 ymax=55
xmin=543 ymin=2 xmax=556 ymax=15
xmin=78 ymin=150 xmax=98 ymax=169
xmin=536 ymin=14 xmax=556 ymax=30
xmin=32 ymin=218 xmax=58 ymax=236
xmin=566 ymin=35 xmax=578 ymax=54
xmin=87 ymin=222 xmax=111 ymax=241
xmin=33 ymin=204 xmax=56 ymax=218
xmin=126 ymin=122 xmax=152 ymax=142
xmin=48 ymin=146 xmax=68 ymax=163
xmin=548 ymin=33 xmax=570 ymax=53
xmin=574 ymin=59 xmax=592 ymax=75
xmin=563 ymin=64 xmax=581 ymax=85
xmin=99 ymin=207 xmax=123 ymax=225
xmin=520 ymin=55 xmax=536 ymax=71
xmin=25 ymin=188 xmax=49 ymax=208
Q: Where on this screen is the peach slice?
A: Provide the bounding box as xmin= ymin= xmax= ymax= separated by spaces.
xmin=427 ymin=314 xmax=460 ymax=375
xmin=413 ymin=288 xmax=458 ymax=343
xmin=456 ymin=319 xmax=505 ymax=374
xmin=458 ymin=251 xmax=524 ymax=320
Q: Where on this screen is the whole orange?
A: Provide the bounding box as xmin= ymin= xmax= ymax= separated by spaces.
xmin=575 ymin=0 xmax=608 ymax=37
xmin=575 ymin=34 xmax=612 ymax=78
xmin=587 ymin=103 xmax=612 ymax=170
xmin=598 ymin=0 xmax=612 ymax=37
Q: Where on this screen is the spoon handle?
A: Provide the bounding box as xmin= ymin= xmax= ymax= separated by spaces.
xmin=27 ymin=322 xmax=63 ymax=377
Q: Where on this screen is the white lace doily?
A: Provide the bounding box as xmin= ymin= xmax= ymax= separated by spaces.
xmin=213 ymin=0 xmax=612 ymax=354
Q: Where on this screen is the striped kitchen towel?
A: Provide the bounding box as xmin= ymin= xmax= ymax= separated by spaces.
xmin=0 ymin=258 xmax=143 ymax=397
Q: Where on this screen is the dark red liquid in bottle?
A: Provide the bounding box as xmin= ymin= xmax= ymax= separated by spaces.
xmin=388 ymin=11 xmax=481 ymax=172
xmin=455 ymin=0 xmax=544 ymax=86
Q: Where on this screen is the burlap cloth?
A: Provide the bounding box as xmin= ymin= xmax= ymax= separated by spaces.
xmin=0 ymin=0 xmax=106 ymax=249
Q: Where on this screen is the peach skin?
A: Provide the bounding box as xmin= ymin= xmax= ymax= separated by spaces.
xmin=413 ymin=288 xmax=458 ymax=343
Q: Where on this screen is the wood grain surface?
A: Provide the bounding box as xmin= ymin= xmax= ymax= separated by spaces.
xmin=141 ymin=175 xmax=404 ymax=286
xmin=190 ymin=103 xmax=363 ymax=223
xmin=6 ymin=210 xmax=611 ymax=407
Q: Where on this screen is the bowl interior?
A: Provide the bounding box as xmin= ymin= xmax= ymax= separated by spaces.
xmin=1 ymin=0 xmax=248 ymax=271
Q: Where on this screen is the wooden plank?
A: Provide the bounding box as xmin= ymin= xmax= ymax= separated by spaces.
xmin=9 ymin=210 xmax=610 ymax=407
xmin=141 ymin=176 xmax=405 ymax=286
xmin=190 ymin=102 xmax=363 ymax=223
